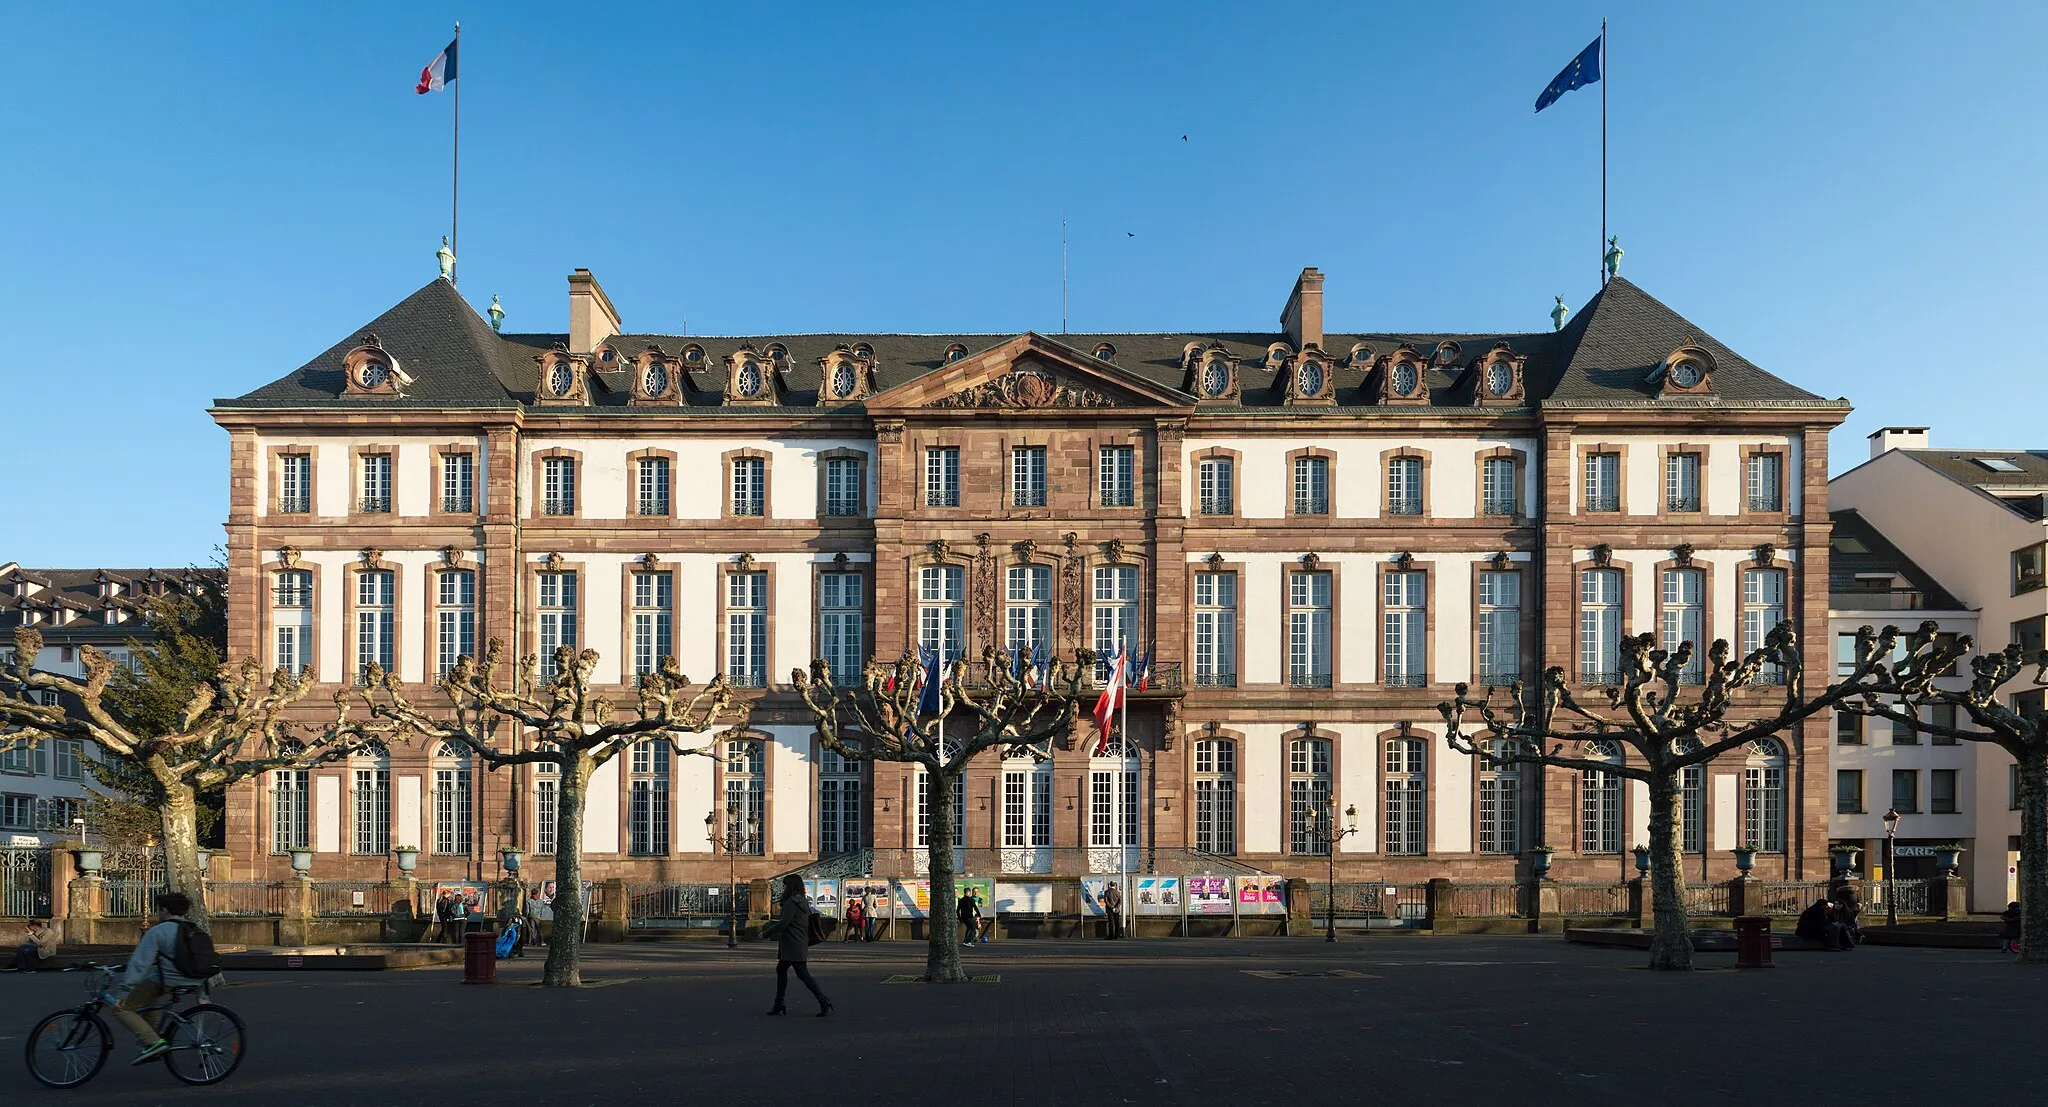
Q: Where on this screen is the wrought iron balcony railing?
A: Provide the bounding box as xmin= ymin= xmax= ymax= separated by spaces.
xmin=541 ymin=498 xmax=575 ymax=516
xmin=824 ymin=497 xmax=864 ymax=517
xmin=1199 ymin=496 xmax=1233 ymax=515
xmin=441 ymin=494 xmax=473 ymax=513
xmin=1482 ymin=497 xmax=1519 ymax=516
xmin=1666 ymin=494 xmax=1701 ymax=512
xmin=1747 ymin=495 xmax=1783 ymax=512
xmin=732 ymin=497 xmax=765 ymax=517
xmin=1386 ymin=496 xmax=1423 ymax=516
xmin=1192 ymin=670 xmax=1237 ymax=688
xmin=1585 ymin=493 xmax=1620 ymax=513
xmin=279 ymin=496 xmax=310 ymax=514
xmin=1289 ymin=672 xmax=1334 ymax=689
xmin=358 ymin=496 xmax=391 ymax=514
xmin=1294 ymin=496 xmax=1329 ymax=515
xmin=638 ymin=497 xmax=670 ymax=516
xmin=1382 ymin=672 xmax=1428 ymax=688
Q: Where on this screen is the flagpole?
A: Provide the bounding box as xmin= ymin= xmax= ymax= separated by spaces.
xmin=1599 ymin=16 xmax=1607 ymax=287
xmin=1120 ymin=638 xmax=1129 ymax=937
xmin=451 ymin=21 xmax=461 ymax=286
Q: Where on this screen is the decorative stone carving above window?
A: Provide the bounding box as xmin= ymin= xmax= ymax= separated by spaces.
xmin=534 ymin=348 xmax=588 ymax=406
xmin=340 ymin=334 xmax=413 ymax=397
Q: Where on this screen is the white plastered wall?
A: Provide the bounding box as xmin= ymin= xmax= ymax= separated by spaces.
xmin=518 ymin=436 xmax=877 ymax=520
xmin=1183 ymin=437 xmax=1540 ymax=521
xmin=252 ymin=434 xmax=489 ymax=518
xmin=1566 ymin=433 xmax=1800 ymax=517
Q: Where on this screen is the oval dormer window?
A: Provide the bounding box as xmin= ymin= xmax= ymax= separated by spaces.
xmin=945 ymin=344 xmax=967 ymax=362
xmin=682 ymin=345 xmax=704 ymax=365
xmin=1094 ymin=343 xmax=1116 ymax=361
xmin=548 ymin=363 xmax=575 ymax=397
xmin=736 ymin=363 xmax=763 ymax=398
xmin=1669 ymin=360 xmax=1704 ymax=388
xmin=599 ymin=347 xmax=616 ymax=364
xmin=831 ymin=363 xmax=856 ymax=398
xmin=359 ymin=362 xmax=390 ymax=389
xmin=1391 ymin=363 xmax=1419 ymax=397
xmin=1298 ymin=361 xmax=1324 ymax=397
xmin=1202 ymin=362 xmax=1230 ymax=397
xmin=852 ymin=342 xmax=874 ymax=359
xmin=1485 ymin=362 xmax=1513 ymax=396
xmin=643 ymin=363 xmax=669 ymax=397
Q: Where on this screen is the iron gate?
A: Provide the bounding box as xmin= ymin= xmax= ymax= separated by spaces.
xmin=1 ymin=848 xmax=54 ymax=917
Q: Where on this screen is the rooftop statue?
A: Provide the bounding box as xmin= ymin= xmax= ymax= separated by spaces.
xmin=1550 ymin=295 xmax=1569 ymax=332
xmin=437 ymin=236 xmax=455 ymax=281
xmin=1604 ymin=235 xmax=1623 ymax=279
xmin=487 ymin=295 xmax=505 ymax=333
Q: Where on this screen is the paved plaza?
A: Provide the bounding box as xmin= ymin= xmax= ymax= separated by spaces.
xmin=0 ymin=936 xmax=2039 ymax=1105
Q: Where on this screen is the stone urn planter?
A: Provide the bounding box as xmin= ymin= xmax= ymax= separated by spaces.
xmin=1530 ymin=847 xmax=1555 ymax=879
xmin=1931 ymin=845 xmax=1964 ymax=876
xmin=1732 ymin=846 xmax=1758 ymax=875
xmin=75 ymin=848 xmax=104 ymax=873
xmin=393 ymin=846 xmax=420 ymax=873
xmin=288 ymin=848 xmax=315 ymax=875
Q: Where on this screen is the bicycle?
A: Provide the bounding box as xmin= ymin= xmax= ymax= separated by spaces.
xmin=24 ymin=962 xmax=247 ymax=1088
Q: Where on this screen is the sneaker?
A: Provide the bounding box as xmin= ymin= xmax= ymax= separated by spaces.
xmin=131 ymin=1039 xmax=171 ymax=1065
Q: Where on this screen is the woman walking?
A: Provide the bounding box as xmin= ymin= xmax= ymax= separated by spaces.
xmin=769 ymin=874 xmax=833 ymax=1017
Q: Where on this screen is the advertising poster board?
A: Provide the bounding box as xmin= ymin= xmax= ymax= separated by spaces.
xmin=1187 ymin=876 xmax=1234 ymax=915
xmin=1080 ymin=877 xmax=1108 ymax=916
xmin=1236 ymin=875 xmax=1286 ymax=915
xmin=893 ymin=879 xmax=932 ymax=919
xmin=524 ymin=880 xmax=594 ymax=922
xmin=433 ymin=881 xmax=489 ymax=917
xmin=844 ymin=879 xmax=891 ymax=918
xmin=1134 ymin=876 xmax=1182 ymax=914
xmin=805 ymin=879 xmax=841 ymax=918
xmin=949 ymin=878 xmax=995 ymax=919
xmin=994 ymin=882 xmax=1053 ymax=915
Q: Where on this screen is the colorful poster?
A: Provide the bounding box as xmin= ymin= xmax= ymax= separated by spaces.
xmin=1081 ymin=877 xmax=1133 ymax=917
xmin=805 ymin=879 xmax=841 ymax=918
xmin=945 ymin=878 xmax=995 ymax=920
xmin=1236 ymin=875 xmax=1286 ymax=915
xmin=1187 ymin=876 xmax=1233 ymax=915
xmin=1134 ymin=876 xmax=1182 ymax=914
xmin=893 ymin=879 xmax=932 ymax=919
xmin=524 ymin=880 xmax=593 ymax=922
xmin=433 ymin=881 xmax=489 ymax=917
xmin=844 ymin=879 xmax=892 ymax=918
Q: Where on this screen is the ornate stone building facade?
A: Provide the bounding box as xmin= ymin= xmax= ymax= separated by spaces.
xmin=210 ymin=267 xmax=1846 ymax=888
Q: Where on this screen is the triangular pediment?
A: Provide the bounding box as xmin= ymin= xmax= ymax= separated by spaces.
xmin=863 ymin=334 xmax=1195 ymax=414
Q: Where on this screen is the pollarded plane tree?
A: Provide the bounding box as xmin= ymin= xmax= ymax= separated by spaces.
xmin=0 ymin=623 xmax=376 ymax=930
xmin=337 ymin=640 xmax=750 ymax=987
xmin=1439 ymin=622 xmax=1921 ymax=971
xmin=793 ymin=644 xmax=1082 ymax=983
xmin=1839 ymin=621 xmax=2048 ymax=963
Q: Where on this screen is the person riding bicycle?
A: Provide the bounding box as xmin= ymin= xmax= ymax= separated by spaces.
xmin=112 ymin=891 xmax=208 ymax=1066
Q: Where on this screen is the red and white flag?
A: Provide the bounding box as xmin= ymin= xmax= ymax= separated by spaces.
xmin=416 ymin=36 xmax=459 ymax=94
xmin=1091 ymin=648 xmax=1126 ymax=755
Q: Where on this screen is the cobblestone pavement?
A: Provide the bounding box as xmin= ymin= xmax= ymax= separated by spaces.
xmin=0 ymin=936 xmax=2039 ymax=1105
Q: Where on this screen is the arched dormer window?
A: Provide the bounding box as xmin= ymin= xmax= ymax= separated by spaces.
xmin=944 ymin=343 xmax=968 ymax=363
xmin=1379 ymin=349 xmax=1429 ymax=406
xmin=341 ymin=335 xmax=410 ymax=397
xmin=633 ymin=352 xmax=676 ymax=404
xmin=1093 ymin=342 xmax=1116 ymax=361
xmin=535 ymin=352 xmax=586 ymax=405
xmin=1656 ymin=344 xmax=1717 ymax=397
xmin=1475 ymin=342 xmax=1525 ymax=405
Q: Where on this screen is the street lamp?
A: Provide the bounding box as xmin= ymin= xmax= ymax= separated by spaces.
xmin=1882 ymin=807 xmax=1902 ymax=928
xmin=707 ymin=810 xmax=762 ymax=949
xmin=1317 ymin=802 xmax=1360 ymax=943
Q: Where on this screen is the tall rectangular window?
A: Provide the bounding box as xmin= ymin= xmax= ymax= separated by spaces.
xmin=824 ymin=457 xmax=863 ymax=516
xmin=1582 ymin=750 xmax=1623 ymax=854
xmin=1744 ymin=747 xmax=1786 ymax=852
xmin=51 ymin=740 xmax=82 ymax=782
xmin=272 ymin=769 xmax=309 ymax=853
xmin=925 ymin=446 xmax=960 ymax=508
xmin=919 ymin=565 xmax=965 ymax=659
xmin=724 ymin=742 xmax=765 ymax=855
xmin=279 ymin=453 xmax=311 ymax=513
xmin=1931 ymin=702 xmax=1960 ymax=745
xmin=1930 ymin=768 xmax=1958 ymax=814
xmin=1093 ymin=565 xmax=1139 ymax=677
xmin=1661 ymin=568 xmax=1706 ymax=683
xmin=437 ymin=570 xmax=476 ymax=676
xmin=1681 ymin=763 xmax=1704 ymax=852
xmin=1386 ymin=456 xmax=1423 ymax=515
xmin=1478 ymin=743 xmax=1520 ymax=854
xmin=1580 ymin=569 xmax=1624 ymax=685
xmin=1891 ymin=769 xmax=1918 ymax=813
xmin=821 ymin=747 xmax=863 ymax=855
xmin=535 ymin=775 xmax=557 ymax=855
xmin=360 ymin=453 xmax=392 ymax=513
xmin=355 ymin=570 xmax=395 ymax=682
xmin=638 ymin=457 xmax=672 ymax=516
xmin=1099 ymin=445 xmax=1135 ymax=507
xmin=1087 ymin=769 xmax=1138 ymax=848
xmin=1002 ymin=763 xmax=1053 ymax=849
xmin=1664 ymin=452 xmax=1701 ymax=512
xmin=1746 ymin=453 xmax=1783 ymax=512
xmin=1012 ymin=446 xmax=1047 ymax=508
xmin=1193 ymin=571 xmax=1237 ymax=688
xmin=1584 ymin=452 xmax=1620 ymax=512
xmin=542 ymin=457 xmax=576 ymax=515
xmin=2016 ymin=544 xmax=2048 ymax=595
xmin=1005 ymin=565 xmax=1050 ymax=658
xmin=1289 ymin=570 xmax=1333 ymax=688
xmin=1481 ymin=457 xmax=1518 ymax=516
xmin=1384 ymin=739 xmax=1427 ymax=856
xmin=731 ymin=457 xmax=765 ymax=517
xmin=1192 ymin=739 xmax=1236 ymax=854
xmin=1477 ymin=570 xmax=1520 ymax=685
xmin=1836 ymin=769 xmax=1864 ymax=814
xmin=1382 ymin=570 xmax=1426 ymax=687
xmin=1293 ymin=456 xmax=1330 ymax=515
xmin=1288 ymin=738 xmax=1333 ymax=855
xmin=352 ymin=766 xmax=389 ymax=855
xmin=434 ymin=759 xmax=472 ymax=856
xmin=1742 ymin=568 xmax=1788 ymax=683
xmin=1891 ymin=716 xmax=1918 ymax=745
xmin=1198 ymin=457 xmax=1233 ymax=515
xmin=537 ymin=571 xmax=578 ymax=680
xmin=918 ymin=769 xmax=967 ymax=848
xmin=441 ymin=453 xmax=474 ymax=513
xmin=630 ymin=572 xmax=673 ymax=678
xmin=629 ymin=740 xmax=671 ymax=856
xmin=727 ymin=571 xmax=769 ymax=687
xmin=1836 ymin=711 xmax=1862 ymax=745
xmin=274 ymin=569 xmax=313 ymax=675
xmin=819 ymin=572 xmax=863 ymax=684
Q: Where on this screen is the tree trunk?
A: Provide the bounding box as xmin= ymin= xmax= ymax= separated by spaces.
xmin=1644 ymin=767 xmax=1694 ymax=971
xmin=542 ymin=752 xmax=589 ymax=987
xmin=2019 ymin=746 xmax=2048 ymax=965
xmin=151 ymin=761 xmax=208 ymax=930
xmin=923 ymin=764 xmax=965 ymax=983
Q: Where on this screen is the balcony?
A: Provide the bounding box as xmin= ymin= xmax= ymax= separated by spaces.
xmin=441 ymin=494 xmax=473 ymax=514
xmin=279 ymin=496 xmax=310 ymax=514
xmin=1482 ymin=497 xmax=1519 ymax=517
xmin=358 ymin=496 xmax=391 ymax=514
xmin=1102 ymin=489 xmax=1135 ymax=508
xmin=1477 ymin=669 xmax=1522 ymax=687
xmin=1013 ymin=491 xmax=1047 ymax=508
xmin=729 ymin=671 xmax=768 ymax=689
xmin=1585 ymin=493 xmax=1619 ymax=513
xmin=1666 ymin=494 xmax=1700 ymax=512
xmin=1294 ymin=496 xmax=1329 ymax=515
xmin=732 ymin=497 xmax=765 ymax=517
xmin=1747 ymin=495 xmax=1783 ymax=512
xmin=1582 ymin=669 xmax=1625 ymax=687
xmin=638 ymin=497 xmax=670 ymax=516
xmin=1198 ymin=497 xmax=1233 ymax=515
xmin=1387 ymin=496 xmax=1422 ymax=516
xmin=541 ymin=498 xmax=575 ymax=516
xmin=927 ymin=489 xmax=960 ymax=508
xmin=824 ymin=498 xmax=863 ymax=517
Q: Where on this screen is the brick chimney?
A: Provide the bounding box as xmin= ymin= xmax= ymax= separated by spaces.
xmin=567 ymin=269 xmax=621 ymax=354
xmin=1280 ymin=267 xmax=1324 ymax=350
xmin=1868 ymin=426 xmax=1929 ymax=459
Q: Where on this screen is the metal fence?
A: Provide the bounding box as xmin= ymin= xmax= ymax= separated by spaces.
xmin=1306 ymin=882 xmax=1429 ymax=924
xmin=1869 ymin=878 xmax=1930 ymax=916
xmin=209 ymin=881 xmax=288 ymax=916
xmin=1553 ymin=881 xmax=1629 ymax=916
xmin=315 ymin=881 xmax=394 ymax=916
xmin=1 ymin=848 xmax=52 ymax=917
xmin=1452 ymin=882 xmax=1524 ymax=918
xmin=1751 ymin=880 xmax=1833 ymax=916
xmin=103 ymin=876 xmax=170 ymax=917
xmin=628 ymin=882 xmax=742 ymax=927
xmin=1682 ymin=881 xmax=1729 ymax=916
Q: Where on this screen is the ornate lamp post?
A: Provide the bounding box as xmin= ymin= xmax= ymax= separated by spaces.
xmin=707 ymin=810 xmax=762 ymax=949
xmin=1317 ymin=802 xmax=1359 ymax=943
xmin=1882 ymin=807 xmax=1902 ymax=928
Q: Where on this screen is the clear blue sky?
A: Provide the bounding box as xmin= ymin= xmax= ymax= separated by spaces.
xmin=3 ymin=2 xmax=2042 ymax=566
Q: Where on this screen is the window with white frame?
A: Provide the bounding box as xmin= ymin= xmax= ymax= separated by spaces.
xmin=1384 ymin=738 xmax=1427 ymax=856
xmin=1287 ymin=737 xmax=1333 ymax=854
xmin=1581 ymin=741 xmax=1623 ymax=854
xmin=1678 ymin=738 xmax=1705 ymax=853
xmin=917 ymin=768 xmax=967 ymax=848
xmin=824 ymin=456 xmax=863 ymax=516
xmin=542 ymin=457 xmax=576 ymax=515
xmin=1005 ymin=565 xmax=1050 ymax=658
xmin=1584 ymin=452 xmax=1621 ymax=512
xmin=1289 ymin=570 xmax=1333 ymax=688
xmin=0 ymin=747 xmax=31 ymax=775
xmin=535 ymin=766 xmax=558 ymax=855
xmin=433 ymin=747 xmax=472 ymax=856
xmin=1665 ymin=452 xmax=1701 ymax=512
xmin=1293 ymin=455 xmax=1329 ymax=515
xmin=638 ymin=457 xmax=672 ymax=516
xmin=630 ymin=571 xmax=673 ymax=679
xmin=1478 ymin=739 xmax=1520 ymax=854
xmin=1382 ymin=569 xmax=1426 ymax=687
xmin=352 ymin=761 xmax=389 ymax=855
xmin=821 ymin=746 xmax=863 ymax=855
xmin=1481 ymin=456 xmax=1518 ymax=516
xmin=437 ymin=569 xmax=476 ymax=677
xmin=1580 ymin=568 xmax=1624 ymax=685
xmin=1198 ymin=457 xmax=1233 ymax=515
xmin=537 ymin=571 xmax=577 ymax=681
xmin=731 ymin=456 xmax=765 ymax=517
xmin=51 ymin=739 xmax=83 ymax=782
xmin=1193 ymin=738 xmax=1237 ymax=855
xmin=0 ymin=794 xmax=31 ymax=830
xmin=925 ymin=446 xmax=960 ymax=508
xmin=360 ymin=453 xmax=392 ymax=513
xmin=274 ymin=569 xmax=313 ymax=676
xmin=1002 ymin=760 xmax=1053 ymax=849
xmin=1193 ymin=571 xmax=1237 ymax=688
xmin=1093 ymin=565 xmax=1139 ymax=678
xmin=1099 ymin=445 xmax=1135 ymax=507
xmin=1477 ymin=570 xmax=1520 ymax=685
xmin=355 ymin=570 xmax=395 ymax=682
xmin=1386 ymin=456 xmax=1423 ymax=515
xmin=1087 ymin=765 xmax=1138 ymax=848
xmin=1661 ymin=568 xmax=1705 ymax=684
xmin=919 ymin=565 xmax=965 ymax=659
xmin=1744 ymin=739 xmax=1786 ymax=852
xmin=1746 ymin=453 xmax=1783 ymax=512
xmin=272 ymin=769 xmax=309 ymax=853
xmin=441 ymin=452 xmax=474 ymax=513
xmin=629 ymin=740 xmax=671 ymax=856
xmin=1743 ymin=568 xmax=1789 ymax=683
xmin=279 ymin=453 xmax=311 ymax=513
xmin=1012 ymin=446 xmax=1047 ymax=508
xmin=819 ymin=572 xmax=863 ymax=685
xmin=724 ymin=741 xmax=765 ymax=854
xmin=727 ymin=571 xmax=769 ymax=687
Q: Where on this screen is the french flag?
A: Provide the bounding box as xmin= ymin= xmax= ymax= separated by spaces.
xmin=1134 ymin=649 xmax=1153 ymax=692
xmin=1091 ymin=647 xmax=1126 ymax=755
xmin=416 ymin=37 xmax=459 ymax=94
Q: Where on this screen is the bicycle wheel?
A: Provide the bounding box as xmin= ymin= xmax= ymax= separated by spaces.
xmin=25 ymin=1009 xmax=112 ymax=1089
xmin=163 ymin=1004 xmax=246 ymax=1086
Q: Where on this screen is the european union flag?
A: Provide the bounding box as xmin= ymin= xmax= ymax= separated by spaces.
xmin=1534 ymin=33 xmax=1602 ymax=113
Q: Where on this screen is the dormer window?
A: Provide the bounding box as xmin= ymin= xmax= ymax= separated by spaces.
xmin=358 ymin=361 xmax=391 ymax=389
xmin=548 ymin=362 xmax=576 ymax=397
xmin=1199 ymin=357 xmax=1234 ymax=400
xmin=736 ymin=362 xmax=763 ymax=397
xmin=1094 ymin=342 xmax=1116 ymax=361
xmin=341 ymin=335 xmax=410 ymax=397
xmin=682 ymin=344 xmax=705 ymax=366
xmin=1656 ymin=344 xmax=1717 ymax=396
xmin=1348 ymin=343 xmax=1374 ymax=368
xmin=643 ymin=361 xmax=668 ymax=397
xmin=1380 ymin=350 xmax=1430 ymax=406
xmin=535 ymin=354 xmax=587 ymax=405
xmin=1474 ymin=343 xmax=1525 ymax=405
xmin=1391 ymin=362 xmax=1420 ymax=396
xmin=598 ymin=346 xmax=618 ymax=365
xmin=1266 ymin=343 xmax=1292 ymax=368
xmin=1669 ymin=360 xmax=1705 ymax=388
xmin=852 ymin=342 xmax=874 ymax=359
xmin=831 ymin=362 xmax=855 ymax=398
xmin=944 ymin=344 xmax=968 ymax=363
xmin=1434 ymin=341 xmax=1462 ymax=367
xmin=766 ymin=343 xmax=790 ymax=368
xmin=1297 ymin=359 xmax=1325 ymax=397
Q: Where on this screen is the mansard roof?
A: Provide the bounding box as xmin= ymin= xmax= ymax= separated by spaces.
xmin=213 ymin=276 xmax=1840 ymax=415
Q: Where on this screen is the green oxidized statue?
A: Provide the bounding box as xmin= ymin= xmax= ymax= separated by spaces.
xmin=437 ymin=236 xmax=456 ymax=281
xmin=1550 ymin=295 xmax=1569 ymax=332
xmin=487 ymin=295 xmax=505 ymax=333
xmin=1603 ymin=235 xmax=1623 ymax=279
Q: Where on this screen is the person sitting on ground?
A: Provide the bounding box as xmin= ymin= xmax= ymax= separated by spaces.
xmin=8 ymin=919 xmax=57 ymax=972
xmin=1832 ymin=886 xmax=1864 ymax=946
xmin=2000 ymin=901 xmax=2022 ymax=955
xmin=112 ymin=891 xmax=209 ymax=1065
xmin=1795 ymin=898 xmax=1850 ymax=951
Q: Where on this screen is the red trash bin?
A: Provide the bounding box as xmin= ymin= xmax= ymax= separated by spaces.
xmin=463 ymin=929 xmax=498 ymax=984
xmin=1734 ymin=915 xmax=1774 ymax=969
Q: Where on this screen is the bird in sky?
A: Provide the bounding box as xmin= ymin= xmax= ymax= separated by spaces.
xmin=1126 ymin=232 xmax=1135 ymax=237
xmin=1181 ymin=134 xmax=1187 ymax=141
